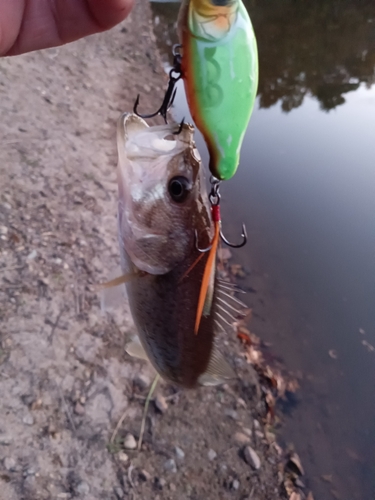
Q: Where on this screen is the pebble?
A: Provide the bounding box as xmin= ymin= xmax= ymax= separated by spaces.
xmin=243 ymin=446 xmax=261 ymax=470
xmin=4 ymin=457 xmax=16 ymax=471
xmin=123 ymin=433 xmax=137 ymax=450
xmin=117 ymin=452 xmax=128 ymax=463
xmin=154 ymin=393 xmax=168 ymax=413
xmin=0 ymin=226 xmax=8 ymax=235
xmin=234 ymin=432 xmax=251 ymax=445
xmin=23 ymin=413 xmax=34 ymax=426
xmin=175 ymin=446 xmax=185 ymax=460
xmin=114 ymin=487 xmax=124 ymax=499
xmin=242 ymin=427 xmax=252 ymax=437
xmin=134 ymin=373 xmax=150 ymax=390
xmin=0 ymin=435 xmax=11 ymax=445
xmin=26 ymin=250 xmax=37 ymax=260
xmin=231 ymin=479 xmax=240 ymax=490
xmin=76 ymin=481 xmax=90 ymax=495
xmin=155 ymin=477 xmax=166 ymax=489
xmin=207 ymin=449 xmax=217 ymax=461
xmin=139 ymin=469 xmax=151 ymax=481
xmin=74 ymin=402 xmax=85 ymax=415
xmin=237 ymin=398 xmax=247 ymax=408
xmin=164 ymin=458 xmax=177 ymax=473
xmin=224 ymin=409 xmax=238 ymax=420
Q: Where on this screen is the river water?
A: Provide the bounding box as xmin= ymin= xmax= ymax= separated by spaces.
xmin=150 ymin=1 xmax=375 ymax=498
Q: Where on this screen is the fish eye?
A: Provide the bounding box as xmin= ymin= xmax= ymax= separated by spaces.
xmin=168 ymin=176 xmax=191 ymax=203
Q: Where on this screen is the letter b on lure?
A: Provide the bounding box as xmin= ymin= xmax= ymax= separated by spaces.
xmin=179 ymin=0 xmax=259 ymax=180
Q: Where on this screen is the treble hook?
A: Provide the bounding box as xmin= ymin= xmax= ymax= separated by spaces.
xmin=133 ymin=45 xmax=182 ymax=124
xmin=196 ymin=178 xmax=247 ymax=251
xmin=220 ymin=223 xmax=247 ymax=248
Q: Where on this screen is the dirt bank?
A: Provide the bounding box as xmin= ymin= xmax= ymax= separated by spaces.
xmin=1 ymin=1 xmax=296 ymax=499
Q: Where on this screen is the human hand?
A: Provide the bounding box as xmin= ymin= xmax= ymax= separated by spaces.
xmin=0 ymin=0 xmax=134 ymax=56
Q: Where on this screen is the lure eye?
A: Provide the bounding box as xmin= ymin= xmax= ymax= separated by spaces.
xmin=168 ymin=176 xmax=191 ymax=203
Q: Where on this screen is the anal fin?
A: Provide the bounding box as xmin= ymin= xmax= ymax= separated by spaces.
xmin=198 ymin=345 xmax=236 ymax=386
xmin=125 ymin=338 xmax=149 ymax=362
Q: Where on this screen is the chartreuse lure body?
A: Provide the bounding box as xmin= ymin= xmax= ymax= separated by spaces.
xmin=178 ymin=0 xmax=258 ymax=180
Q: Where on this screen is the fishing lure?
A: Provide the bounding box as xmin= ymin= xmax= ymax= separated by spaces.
xmin=178 ymin=0 xmax=259 ymax=180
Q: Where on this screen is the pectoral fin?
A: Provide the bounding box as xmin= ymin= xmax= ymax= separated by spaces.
xmin=96 ymin=271 xmax=145 ymax=290
xmin=198 ymin=345 xmax=236 ymax=386
xmin=125 ymin=338 xmax=149 ymax=361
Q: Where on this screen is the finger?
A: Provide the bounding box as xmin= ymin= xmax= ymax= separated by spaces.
xmin=2 ymin=0 xmax=134 ymax=57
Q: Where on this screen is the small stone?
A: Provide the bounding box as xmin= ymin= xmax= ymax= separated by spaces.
xmin=4 ymin=457 xmax=16 ymax=471
xmin=154 ymin=393 xmax=168 ymax=413
xmin=164 ymin=458 xmax=177 ymax=473
xmin=123 ymin=433 xmax=137 ymax=450
xmin=234 ymin=432 xmax=251 ymax=445
xmin=114 ymin=487 xmax=124 ymax=499
xmin=139 ymin=469 xmax=151 ymax=481
xmin=76 ymin=481 xmax=90 ymax=495
xmin=134 ymin=373 xmax=150 ymax=390
xmin=23 ymin=413 xmax=34 ymax=426
xmin=237 ymin=398 xmax=247 ymax=408
xmin=175 ymin=446 xmax=185 ymax=460
xmin=224 ymin=409 xmax=238 ymax=420
xmin=169 ymin=483 xmax=176 ymax=492
xmin=74 ymin=402 xmax=85 ymax=415
xmin=57 ymin=494 xmax=71 ymax=499
xmin=25 ymin=467 xmax=36 ymax=476
xmin=117 ymin=452 xmax=128 ymax=463
xmin=26 ymin=250 xmax=37 ymax=260
xmin=253 ymin=419 xmax=260 ymax=430
xmin=231 ymin=479 xmax=240 ymax=490
xmin=0 ymin=226 xmax=8 ymax=235
xmin=155 ymin=477 xmax=166 ymax=489
xmin=243 ymin=446 xmax=261 ymax=470
xmin=242 ymin=427 xmax=252 ymax=437
xmin=0 ymin=435 xmax=11 ymax=445
xmin=207 ymin=449 xmax=217 ymax=461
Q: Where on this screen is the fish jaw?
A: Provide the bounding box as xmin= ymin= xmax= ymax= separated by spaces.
xmin=117 ymin=113 xmax=203 ymax=275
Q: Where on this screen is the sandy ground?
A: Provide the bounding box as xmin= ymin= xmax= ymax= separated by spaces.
xmin=0 ymin=1 xmax=299 ymax=499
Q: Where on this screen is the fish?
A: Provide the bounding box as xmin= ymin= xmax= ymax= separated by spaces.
xmin=113 ymin=112 xmax=245 ymax=388
xmin=178 ymin=0 xmax=259 ymax=181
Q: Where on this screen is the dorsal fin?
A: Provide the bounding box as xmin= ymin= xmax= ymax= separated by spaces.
xmin=198 ymin=345 xmax=236 ymax=386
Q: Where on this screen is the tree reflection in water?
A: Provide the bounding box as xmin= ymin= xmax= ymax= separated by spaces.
xmin=151 ymin=0 xmax=375 ymax=112
xmin=249 ymin=0 xmax=375 ymax=111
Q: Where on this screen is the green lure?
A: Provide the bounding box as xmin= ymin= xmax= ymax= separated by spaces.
xmin=179 ymin=0 xmax=259 ymax=180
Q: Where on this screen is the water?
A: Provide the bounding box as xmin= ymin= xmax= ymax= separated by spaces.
xmin=150 ymin=1 xmax=375 ymax=498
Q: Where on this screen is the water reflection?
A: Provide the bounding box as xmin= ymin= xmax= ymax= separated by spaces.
xmin=151 ymin=0 xmax=375 ymax=111
xmin=252 ymin=0 xmax=375 ymax=111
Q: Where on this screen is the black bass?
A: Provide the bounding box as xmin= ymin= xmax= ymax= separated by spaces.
xmin=116 ymin=113 xmax=241 ymax=388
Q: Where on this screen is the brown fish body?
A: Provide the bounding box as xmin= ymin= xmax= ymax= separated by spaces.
xmin=124 ymin=246 xmax=217 ymax=388
xmin=117 ymin=113 xmax=234 ymax=388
